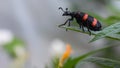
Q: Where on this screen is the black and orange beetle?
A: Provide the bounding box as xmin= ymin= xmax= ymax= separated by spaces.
xmin=58 ymin=7 xmax=102 ymax=35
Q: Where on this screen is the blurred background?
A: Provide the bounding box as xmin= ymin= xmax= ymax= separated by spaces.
xmin=0 ymin=0 xmax=120 ymax=68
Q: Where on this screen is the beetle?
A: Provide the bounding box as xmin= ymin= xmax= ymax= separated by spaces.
xmin=58 ymin=7 xmax=102 ymax=35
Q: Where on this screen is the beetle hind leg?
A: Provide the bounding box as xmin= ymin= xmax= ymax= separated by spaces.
xmin=79 ymin=22 xmax=85 ymax=32
xmin=86 ymin=24 xmax=91 ymax=35
xmin=87 ymin=28 xmax=91 ymax=35
xmin=81 ymin=25 xmax=85 ymax=32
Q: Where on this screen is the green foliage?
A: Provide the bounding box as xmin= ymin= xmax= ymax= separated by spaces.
xmin=59 ymin=26 xmax=97 ymax=35
xmin=59 ymin=19 xmax=120 ymax=42
xmin=58 ymin=11 xmax=120 ymax=67
xmin=3 ymin=37 xmax=24 ymax=58
xmin=60 ymin=24 xmax=120 ymax=42
xmin=62 ymin=45 xmax=118 ymax=68
xmin=46 ymin=45 xmax=119 ymax=68
xmin=45 ymin=57 xmax=59 ymax=68
xmin=84 ymin=57 xmax=120 ymax=68
xmin=52 ymin=57 xmax=59 ymax=68
xmin=90 ymin=22 xmax=120 ymax=42
xmin=54 ymin=1 xmax=120 ymax=68
xmin=59 ymin=5 xmax=120 ymax=42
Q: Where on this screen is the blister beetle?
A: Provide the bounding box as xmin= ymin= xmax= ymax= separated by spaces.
xmin=58 ymin=7 xmax=102 ymax=35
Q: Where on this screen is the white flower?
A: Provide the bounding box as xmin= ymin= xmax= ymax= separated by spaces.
xmin=50 ymin=39 xmax=66 ymax=56
xmin=14 ymin=45 xmax=26 ymax=57
xmin=12 ymin=45 xmax=27 ymax=68
xmin=0 ymin=29 xmax=14 ymax=46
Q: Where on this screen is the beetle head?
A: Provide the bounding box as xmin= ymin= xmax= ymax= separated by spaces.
xmin=59 ymin=7 xmax=71 ymax=16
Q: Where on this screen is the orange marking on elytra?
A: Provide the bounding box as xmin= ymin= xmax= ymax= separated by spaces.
xmin=92 ymin=18 xmax=97 ymax=27
xmin=83 ymin=14 xmax=88 ymax=21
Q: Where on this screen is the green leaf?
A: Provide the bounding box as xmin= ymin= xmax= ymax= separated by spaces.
xmin=59 ymin=26 xmax=120 ymax=42
xmin=59 ymin=26 xmax=98 ymax=35
xmin=63 ymin=45 xmax=117 ymax=68
xmin=52 ymin=57 xmax=59 ymax=68
xmin=90 ymin=22 xmax=120 ymax=42
xmin=84 ymin=57 xmax=120 ymax=68
xmin=106 ymin=33 xmax=120 ymax=41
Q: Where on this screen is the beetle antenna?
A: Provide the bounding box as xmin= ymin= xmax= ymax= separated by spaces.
xmin=59 ymin=7 xmax=65 ymax=12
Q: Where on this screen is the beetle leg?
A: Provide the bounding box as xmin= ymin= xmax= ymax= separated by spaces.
xmin=68 ymin=20 xmax=71 ymax=26
xmin=86 ymin=23 xmax=91 ymax=35
xmin=81 ymin=25 xmax=85 ymax=32
xmin=66 ymin=19 xmax=73 ymax=31
xmin=79 ymin=25 xmax=81 ymax=28
xmin=66 ymin=17 xmax=74 ymax=31
xmin=79 ymin=22 xmax=82 ymax=28
xmin=66 ymin=20 xmax=70 ymax=31
xmin=59 ymin=16 xmax=74 ymax=27
xmin=79 ymin=21 xmax=83 ymax=29
xmin=68 ymin=17 xmax=74 ymax=27
xmin=58 ymin=19 xmax=69 ymax=27
xmin=79 ymin=22 xmax=85 ymax=32
xmin=87 ymin=28 xmax=91 ymax=35
xmin=69 ymin=16 xmax=74 ymax=26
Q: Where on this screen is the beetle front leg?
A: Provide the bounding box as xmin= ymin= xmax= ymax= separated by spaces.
xmin=66 ymin=19 xmax=72 ymax=31
xmin=66 ymin=17 xmax=74 ymax=31
xmin=58 ymin=19 xmax=69 ymax=27
xmin=68 ymin=17 xmax=74 ymax=27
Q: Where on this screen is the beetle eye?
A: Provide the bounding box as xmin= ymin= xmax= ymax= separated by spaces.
xmin=66 ymin=8 xmax=68 ymax=11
